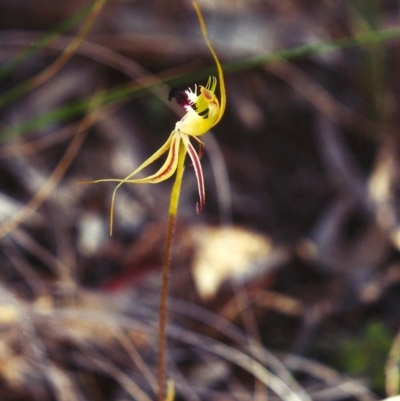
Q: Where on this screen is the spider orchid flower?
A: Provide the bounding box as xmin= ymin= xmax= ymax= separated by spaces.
xmin=84 ymin=2 xmax=226 ymax=235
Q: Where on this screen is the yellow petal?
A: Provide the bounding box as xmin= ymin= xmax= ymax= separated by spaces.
xmin=193 ymin=2 xmax=226 ymax=124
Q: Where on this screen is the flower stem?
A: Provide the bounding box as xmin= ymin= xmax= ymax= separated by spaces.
xmin=157 ymin=142 xmax=186 ymax=401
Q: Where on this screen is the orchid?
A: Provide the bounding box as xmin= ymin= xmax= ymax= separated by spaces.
xmin=81 ymin=3 xmax=225 ymax=400
xmin=85 ymin=3 xmax=225 ymax=235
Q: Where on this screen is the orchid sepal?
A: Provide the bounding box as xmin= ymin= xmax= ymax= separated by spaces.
xmin=182 ymin=135 xmax=205 ymax=214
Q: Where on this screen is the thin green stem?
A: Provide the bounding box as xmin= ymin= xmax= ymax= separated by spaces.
xmin=157 ymin=142 xmax=186 ymax=401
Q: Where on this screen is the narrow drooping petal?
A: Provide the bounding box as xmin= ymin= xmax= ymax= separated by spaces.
xmin=190 ymin=135 xmax=204 ymax=160
xmin=85 ymin=132 xmax=175 ymax=186
xmin=182 ymin=135 xmax=205 ymax=214
xmin=119 ymin=134 xmax=181 ymax=185
xmin=83 ymin=133 xmax=181 ymax=235
xmin=110 ymin=134 xmax=181 ymax=229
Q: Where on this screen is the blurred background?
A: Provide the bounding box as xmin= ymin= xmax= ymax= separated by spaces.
xmin=1 ymin=0 xmax=400 ymax=400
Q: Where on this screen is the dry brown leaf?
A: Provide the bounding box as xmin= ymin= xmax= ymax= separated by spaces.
xmin=189 ymin=225 xmax=290 ymax=299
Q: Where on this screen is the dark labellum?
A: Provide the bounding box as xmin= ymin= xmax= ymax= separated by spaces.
xmin=168 ymin=88 xmax=189 ymax=107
